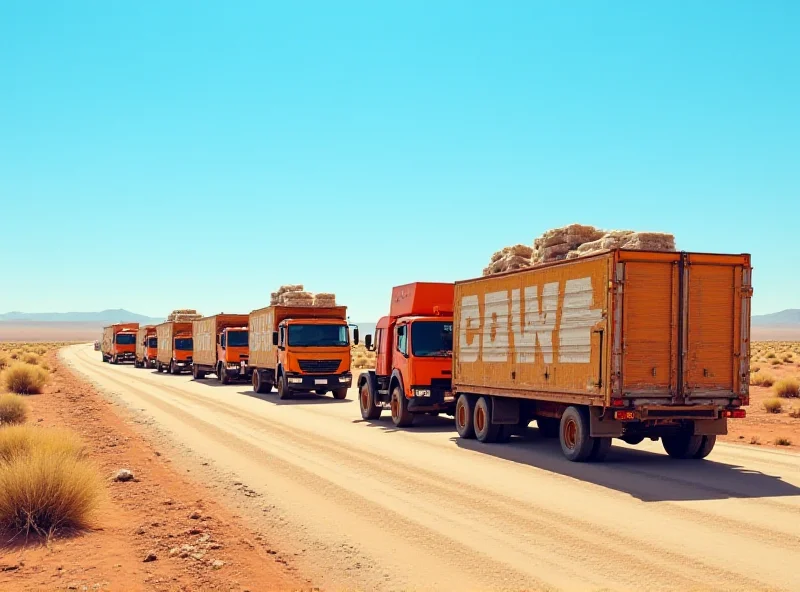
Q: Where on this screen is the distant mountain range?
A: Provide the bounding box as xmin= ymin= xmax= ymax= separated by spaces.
xmin=752 ymin=309 xmax=800 ymax=326
xmin=0 ymin=309 xmax=163 ymax=324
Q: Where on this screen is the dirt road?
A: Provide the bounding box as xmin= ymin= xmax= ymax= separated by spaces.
xmin=63 ymin=344 xmax=800 ymax=592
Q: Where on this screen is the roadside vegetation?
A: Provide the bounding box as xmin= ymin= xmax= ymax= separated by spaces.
xmin=0 ymin=342 xmax=101 ymax=537
xmin=351 ymin=343 xmax=376 ymax=369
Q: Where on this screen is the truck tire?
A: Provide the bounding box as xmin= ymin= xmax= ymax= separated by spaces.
xmin=662 ymin=432 xmax=703 ymax=459
xmin=390 ymin=387 xmax=414 ymax=428
xmin=455 ymin=394 xmax=476 ymax=439
xmin=156 ymin=361 xmax=162 ymax=373
xmin=589 ymin=437 xmax=612 ymax=462
xmin=473 ymin=396 xmax=501 ymax=443
xmin=332 ymin=388 xmax=348 ymax=400
xmin=315 ymin=389 xmax=328 ymax=396
xmin=253 ymin=371 xmax=270 ymax=393
xmin=359 ymin=382 xmax=381 ymax=420
xmin=537 ymin=418 xmax=560 ymax=439
xmin=277 ymin=375 xmax=292 ymax=400
xmin=693 ymin=435 xmax=716 ymax=459
xmin=111 ymin=355 xmax=118 ymax=365
xmin=192 ymin=365 xmax=206 ymax=380
xmin=621 ymin=434 xmax=645 ymax=445
xmin=559 ymin=406 xmax=595 ymax=462
xmin=170 ymin=360 xmax=177 ymax=375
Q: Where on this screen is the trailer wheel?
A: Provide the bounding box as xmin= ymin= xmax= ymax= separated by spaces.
xmin=662 ymin=433 xmax=703 ymax=459
xmin=693 ymin=435 xmax=716 ymax=459
xmin=473 ymin=397 xmax=501 ymax=443
xmin=455 ymin=394 xmax=476 ymax=439
xmin=537 ymin=418 xmax=560 ymax=439
xmin=221 ymin=369 xmax=231 ymax=385
xmin=390 ymin=387 xmax=414 ymax=427
xmin=170 ymin=360 xmax=177 ymax=375
xmin=589 ymin=437 xmax=612 ymax=462
xmin=277 ymin=375 xmax=292 ymax=400
xmin=359 ymin=382 xmax=381 ymax=420
xmin=332 ymin=388 xmax=348 ymax=400
xmin=559 ymin=406 xmax=595 ymax=462
xmin=192 ymin=365 xmax=206 ymax=380
xmin=253 ymin=371 xmax=270 ymax=393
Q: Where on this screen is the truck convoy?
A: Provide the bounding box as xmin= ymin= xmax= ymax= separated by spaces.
xmin=450 ymin=249 xmax=752 ymax=461
xmin=249 ymin=304 xmax=356 ymax=399
xmin=134 ymin=325 xmax=157 ymax=368
xmin=101 ymin=322 xmax=139 ymax=364
xmin=358 ymin=283 xmax=455 ymax=426
xmin=155 ymin=321 xmax=194 ymax=374
xmin=191 ymin=314 xmax=250 ymax=383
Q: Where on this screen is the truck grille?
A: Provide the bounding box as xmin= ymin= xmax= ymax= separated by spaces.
xmin=298 ymin=359 xmax=340 ymax=373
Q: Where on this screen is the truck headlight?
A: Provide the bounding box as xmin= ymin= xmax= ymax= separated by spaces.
xmin=414 ymin=388 xmax=431 ymax=397
xmin=227 ymin=363 xmax=239 ymax=369
xmin=288 ymin=377 xmax=303 ymax=384
xmin=338 ymin=375 xmax=351 ymax=383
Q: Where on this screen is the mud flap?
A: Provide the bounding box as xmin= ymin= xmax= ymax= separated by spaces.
xmin=693 ymin=418 xmax=727 ymax=436
xmin=590 ymin=409 xmax=624 ymax=437
xmin=491 ymin=397 xmax=520 ymax=425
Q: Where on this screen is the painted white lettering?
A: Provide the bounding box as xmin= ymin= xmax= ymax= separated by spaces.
xmin=482 ymin=291 xmax=509 ymax=362
xmin=511 ymin=283 xmax=558 ymax=364
xmin=559 ymin=278 xmax=602 ymax=363
xmin=459 ymin=295 xmax=480 ymax=363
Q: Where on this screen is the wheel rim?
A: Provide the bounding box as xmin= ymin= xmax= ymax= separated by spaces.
xmin=457 ymin=402 xmax=467 ymax=429
xmin=391 ymin=393 xmax=399 ymax=419
xmin=475 ymin=405 xmax=486 ymax=433
xmin=563 ymin=418 xmax=577 ymax=450
xmin=361 ymin=387 xmax=369 ymax=411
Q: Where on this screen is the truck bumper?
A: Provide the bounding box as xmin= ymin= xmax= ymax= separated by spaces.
xmin=285 ymin=372 xmax=352 ymax=391
xmin=224 ymin=362 xmax=251 ymax=379
xmin=408 ymin=384 xmax=456 ymax=413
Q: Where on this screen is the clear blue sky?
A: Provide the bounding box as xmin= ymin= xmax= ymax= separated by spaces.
xmin=1 ymin=1 xmax=797 ymax=321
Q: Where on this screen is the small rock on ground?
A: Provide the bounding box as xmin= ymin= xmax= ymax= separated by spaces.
xmin=113 ymin=469 xmax=134 ymax=482
xmin=143 ymin=551 xmax=157 ymax=563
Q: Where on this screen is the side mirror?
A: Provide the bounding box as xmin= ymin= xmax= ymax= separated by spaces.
xmin=364 ymin=334 xmax=372 ymax=351
xmin=272 ymin=331 xmax=279 ymax=346
xmin=353 ymin=328 xmax=360 ymax=346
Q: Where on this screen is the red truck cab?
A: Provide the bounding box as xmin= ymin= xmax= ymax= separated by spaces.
xmin=218 ymin=326 xmax=249 ymax=383
xmin=358 ymin=282 xmax=454 ymax=427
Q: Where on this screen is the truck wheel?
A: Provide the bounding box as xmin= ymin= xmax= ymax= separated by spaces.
xmin=277 ymin=376 xmax=292 ymax=400
xmin=221 ymin=370 xmax=231 ymax=385
xmin=332 ymin=388 xmax=348 ymax=400
xmin=537 ymin=418 xmax=560 ymax=439
xmin=170 ymin=360 xmax=177 ymax=375
xmin=693 ymin=435 xmax=716 ymax=459
xmin=156 ymin=361 xmax=162 ymax=373
xmin=390 ymin=387 xmax=414 ymax=427
xmin=253 ymin=371 xmax=269 ymax=393
xmin=662 ymin=433 xmax=703 ymax=459
xmin=559 ymin=406 xmax=595 ymax=462
xmin=455 ymin=394 xmax=476 ymax=439
xmin=621 ymin=434 xmax=645 ymax=445
xmin=192 ymin=365 xmax=205 ymax=379
xmin=111 ymin=355 xmax=118 ymax=365
xmin=359 ymin=383 xmax=381 ymax=420
xmin=473 ymin=396 xmax=501 ymax=443
xmin=589 ymin=437 xmax=612 ymax=462
xmin=315 ymin=389 xmax=328 ymax=396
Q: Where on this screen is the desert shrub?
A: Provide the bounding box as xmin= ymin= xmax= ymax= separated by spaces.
xmin=750 ymin=436 xmax=761 ymax=445
xmin=766 ymin=352 xmax=776 ymax=359
xmin=9 ymin=351 xmax=20 ymax=360
xmin=0 ymin=394 xmax=28 ymax=425
xmin=750 ymin=365 xmax=760 ymax=373
xmin=770 ymin=359 xmax=781 ymax=366
xmin=0 ymin=425 xmax=85 ymax=464
xmin=763 ymin=398 xmax=783 ymax=414
xmin=0 ymin=450 xmax=100 ymax=535
xmin=774 ymin=378 xmax=800 ymax=398
xmin=750 ymin=372 xmax=774 ymax=387
xmin=22 ymin=353 xmax=40 ymax=365
xmin=774 ymin=437 xmax=792 ymax=446
xmin=2 ymin=364 xmax=48 ymax=394
xmin=789 ymin=408 xmax=800 ymax=419
xmin=0 ymin=354 xmax=8 ymax=371
xmin=34 ymin=347 xmax=47 ymax=356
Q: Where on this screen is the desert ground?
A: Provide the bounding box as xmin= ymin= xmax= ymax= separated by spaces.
xmin=1 ymin=341 xmax=798 ymax=591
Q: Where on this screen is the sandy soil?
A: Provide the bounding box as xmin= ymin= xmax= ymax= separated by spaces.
xmin=0 ymin=349 xmax=305 ymax=592
xmin=53 ymin=343 xmax=800 ymax=592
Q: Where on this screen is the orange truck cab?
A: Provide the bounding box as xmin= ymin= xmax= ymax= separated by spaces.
xmin=358 ymin=282 xmax=454 ymax=426
xmin=191 ymin=314 xmax=251 ymax=384
xmin=101 ymin=322 xmax=139 ymax=364
xmin=249 ymin=305 xmax=357 ymax=399
xmin=135 ymin=325 xmax=157 ymax=368
xmin=155 ymin=321 xmax=194 ymax=374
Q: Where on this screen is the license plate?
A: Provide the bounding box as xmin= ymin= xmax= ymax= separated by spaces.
xmin=315 ymin=379 xmax=328 ymax=385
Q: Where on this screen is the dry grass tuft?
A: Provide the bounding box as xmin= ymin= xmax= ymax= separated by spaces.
xmin=0 ymin=354 xmax=9 ymax=371
xmin=750 ymin=365 xmax=761 ymax=373
xmin=22 ymin=353 xmax=41 ymax=365
xmin=0 ymin=426 xmax=98 ymax=535
xmin=774 ymin=436 xmax=792 ymax=446
xmin=766 ymin=352 xmax=777 ymax=359
xmin=750 ymin=372 xmax=774 ymax=387
xmin=0 ymin=394 xmax=29 ymax=426
xmin=770 ymin=359 xmax=782 ymax=366
xmin=774 ymin=378 xmax=800 ymax=399
xmin=749 ymin=436 xmax=761 ymax=445
xmin=763 ymin=398 xmax=783 ymax=414
xmin=790 ymin=407 xmax=800 ymax=419
xmin=2 ymin=364 xmax=48 ymax=394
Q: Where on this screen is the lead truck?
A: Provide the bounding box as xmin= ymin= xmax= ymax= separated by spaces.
xmin=451 ymin=249 xmax=752 ymax=462
xmin=101 ymin=322 xmax=139 ymax=364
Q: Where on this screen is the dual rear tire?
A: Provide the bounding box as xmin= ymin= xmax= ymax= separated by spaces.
xmin=662 ymin=433 xmax=716 ymax=459
xmin=455 ymin=394 xmax=513 ymax=443
xmin=252 ymin=371 xmax=273 ymax=394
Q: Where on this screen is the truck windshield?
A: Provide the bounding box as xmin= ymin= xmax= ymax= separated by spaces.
xmin=226 ymin=331 xmax=248 ymax=347
xmin=175 ymin=338 xmax=193 ymax=351
xmin=288 ymin=324 xmax=348 ymax=347
xmin=411 ymin=321 xmax=453 ymax=357
xmin=116 ymin=334 xmax=136 ymax=345
xmin=147 ymin=337 xmax=157 ymax=348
